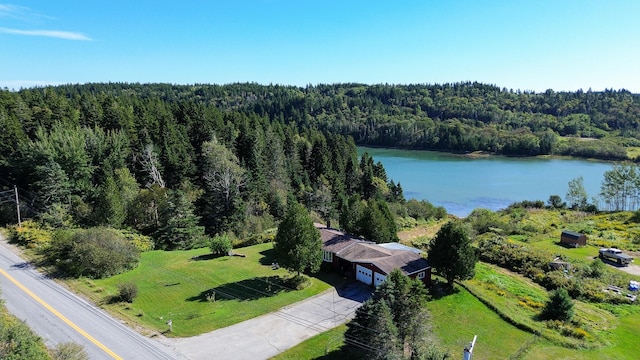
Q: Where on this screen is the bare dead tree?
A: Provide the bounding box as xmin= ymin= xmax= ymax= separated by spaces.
xmin=139 ymin=143 xmax=165 ymax=188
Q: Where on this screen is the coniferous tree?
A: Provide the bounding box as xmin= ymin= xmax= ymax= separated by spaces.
xmin=94 ymin=173 xmax=126 ymax=227
xmin=273 ymin=201 xmax=322 ymax=276
xmin=155 ymin=189 xmax=205 ymax=250
xmin=428 ymin=220 xmax=478 ymax=289
xmin=345 ymin=270 xmax=437 ymax=359
xmin=345 ymin=298 xmax=401 ymax=360
xmin=359 ymin=199 xmax=398 ymax=244
xmin=540 ymin=288 xmax=574 ymax=322
xmin=374 ymin=269 xmax=428 ymax=351
xmin=201 ymin=136 xmax=246 ymax=233
xmin=339 ymin=194 xmax=364 ymax=235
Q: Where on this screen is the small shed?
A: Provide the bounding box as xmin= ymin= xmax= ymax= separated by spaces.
xmin=561 ymin=230 xmax=587 ymax=247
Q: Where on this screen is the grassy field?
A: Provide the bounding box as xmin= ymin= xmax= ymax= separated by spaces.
xmin=523 ymin=308 xmax=640 ymax=360
xmin=509 ymin=210 xmax=640 ymax=253
xmin=66 ymin=243 xmax=336 ymax=337
xmin=465 ymin=263 xmax=617 ymax=349
xmin=274 ymin=263 xmax=639 ymax=360
xmin=426 ymin=284 xmax=534 ymax=359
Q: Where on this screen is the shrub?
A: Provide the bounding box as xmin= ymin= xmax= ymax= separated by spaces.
xmin=11 ymin=220 xmax=52 ymax=250
xmin=231 ymin=232 xmax=274 ymax=248
xmin=117 ymin=282 xmax=138 ymax=303
xmin=540 ymin=288 xmax=574 ymax=322
xmin=404 ymin=199 xmax=446 ymax=220
xmin=48 ymin=228 xmax=140 ymax=278
xmin=586 ymin=258 xmax=606 ymax=278
xmin=541 ymin=270 xmax=571 ymax=290
xmin=395 ymin=216 xmax=418 ymax=229
xmin=468 ymin=208 xmax=511 ymax=234
xmin=210 ymin=234 xmax=232 ymax=256
xmin=0 ymin=307 xmax=50 ymax=359
xmin=50 ymin=342 xmax=89 ymax=360
xmin=118 ymin=229 xmax=154 ymax=252
xmin=284 ymin=274 xmax=311 ymax=290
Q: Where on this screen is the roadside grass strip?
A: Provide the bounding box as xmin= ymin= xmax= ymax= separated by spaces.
xmin=270 ymin=324 xmax=347 ymax=360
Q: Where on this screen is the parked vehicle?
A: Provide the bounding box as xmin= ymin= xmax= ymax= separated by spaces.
xmin=599 ymin=248 xmax=633 ymax=266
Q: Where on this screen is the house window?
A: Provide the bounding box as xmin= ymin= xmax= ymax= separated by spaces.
xmin=323 ymin=250 xmax=333 ymax=262
xmin=417 ymin=271 xmax=425 ymax=279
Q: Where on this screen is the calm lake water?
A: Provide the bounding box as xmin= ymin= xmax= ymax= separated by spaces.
xmin=359 ymin=147 xmax=615 ymax=217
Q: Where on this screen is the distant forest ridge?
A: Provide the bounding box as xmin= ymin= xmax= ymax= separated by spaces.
xmin=1 ymin=81 xmax=639 ymax=236
xmin=16 ymin=81 xmax=640 ymax=159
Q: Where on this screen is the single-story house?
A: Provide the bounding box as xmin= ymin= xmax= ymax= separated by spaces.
xmin=316 ymin=224 xmax=431 ymax=286
xmin=560 ymin=230 xmax=587 ymax=247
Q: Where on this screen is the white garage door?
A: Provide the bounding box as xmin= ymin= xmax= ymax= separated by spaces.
xmin=356 ymin=265 xmax=373 ymax=285
xmin=374 ymin=273 xmax=387 ymax=287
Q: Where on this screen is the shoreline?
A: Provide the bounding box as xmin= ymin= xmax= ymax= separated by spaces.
xmin=357 ymin=145 xmax=621 ymax=164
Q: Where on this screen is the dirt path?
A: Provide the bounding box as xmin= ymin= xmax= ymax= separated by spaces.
xmin=616 ymin=263 xmax=640 ymax=276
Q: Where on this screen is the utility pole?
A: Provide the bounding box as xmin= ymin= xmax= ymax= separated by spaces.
xmin=14 ymin=185 xmax=21 ymax=227
xmin=463 ymin=335 xmax=477 ymax=360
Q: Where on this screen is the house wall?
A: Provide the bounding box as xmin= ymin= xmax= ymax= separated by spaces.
xmin=561 ymin=234 xmax=587 ymax=247
xmin=354 ymin=262 xmax=432 ymax=287
xmin=409 ymin=268 xmax=431 ymax=286
xmin=328 ymin=253 xmax=432 ymax=287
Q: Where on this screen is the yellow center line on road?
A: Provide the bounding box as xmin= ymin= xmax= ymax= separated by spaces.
xmin=0 ymin=267 xmax=122 ymax=360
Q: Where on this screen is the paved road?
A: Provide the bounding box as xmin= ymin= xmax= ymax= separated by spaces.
xmin=160 ymin=282 xmax=371 ymax=360
xmin=0 ymin=237 xmax=183 ymax=360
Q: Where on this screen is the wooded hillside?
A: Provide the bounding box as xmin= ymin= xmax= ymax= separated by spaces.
xmin=1 ymin=82 xmax=638 ymax=240
xmin=0 ymin=83 xmax=409 ymax=244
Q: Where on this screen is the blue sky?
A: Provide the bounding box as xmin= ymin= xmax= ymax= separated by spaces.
xmin=1 ymin=1 xmax=639 ymax=92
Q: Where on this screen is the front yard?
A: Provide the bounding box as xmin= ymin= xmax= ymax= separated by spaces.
xmin=66 ymin=243 xmax=337 ymax=337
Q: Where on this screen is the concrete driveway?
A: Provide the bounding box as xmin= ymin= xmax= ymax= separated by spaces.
xmin=160 ymin=281 xmax=372 ymax=360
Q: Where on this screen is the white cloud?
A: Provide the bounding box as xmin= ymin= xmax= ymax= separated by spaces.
xmin=0 ymin=4 xmax=51 ymax=21
xmin=0 ymin=4 xmax=89 ymax=40
xmin=0 ymin=4 xmax=25 ymax=16
xmin=0 ymin=27 xmax=91 ymax=41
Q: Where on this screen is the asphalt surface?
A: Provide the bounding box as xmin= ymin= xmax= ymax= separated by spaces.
xmin=161 ymin=281 xmax=371 ymax=360
xmin=0 ymin=237 xmax=183 ymax=360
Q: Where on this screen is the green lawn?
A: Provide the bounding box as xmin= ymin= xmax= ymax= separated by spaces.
xmin=427 ymin=284 xmax=533 ymax=360
xmin=270 ymin=325 xmax=347 ymax=360
xmin=67 ymin=243 xmax=335 ymax=337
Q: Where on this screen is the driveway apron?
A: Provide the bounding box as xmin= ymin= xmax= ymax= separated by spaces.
xmin=162 ymin=282 xmax=371 ymax=360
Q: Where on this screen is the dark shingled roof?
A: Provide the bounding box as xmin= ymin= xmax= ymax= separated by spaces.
xmin=315 ymin=223 xmax=373 ymax=253
xmin=315 ymin=223 xmax=430 ymax=276
xmin=337 ymin=243 xmax=429 ymax=275
xmin=561 ymin=230 xmax=584 ymax=239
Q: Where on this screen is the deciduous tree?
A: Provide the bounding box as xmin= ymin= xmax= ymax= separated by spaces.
xmin=566 ymin=176 xmax=588 ymax=210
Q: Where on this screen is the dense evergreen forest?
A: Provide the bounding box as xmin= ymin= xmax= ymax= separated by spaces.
xmin=0 ymin=83 xmax=412 ymax=246
xmin=1 ymin=82 xmax=638 ymax=245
